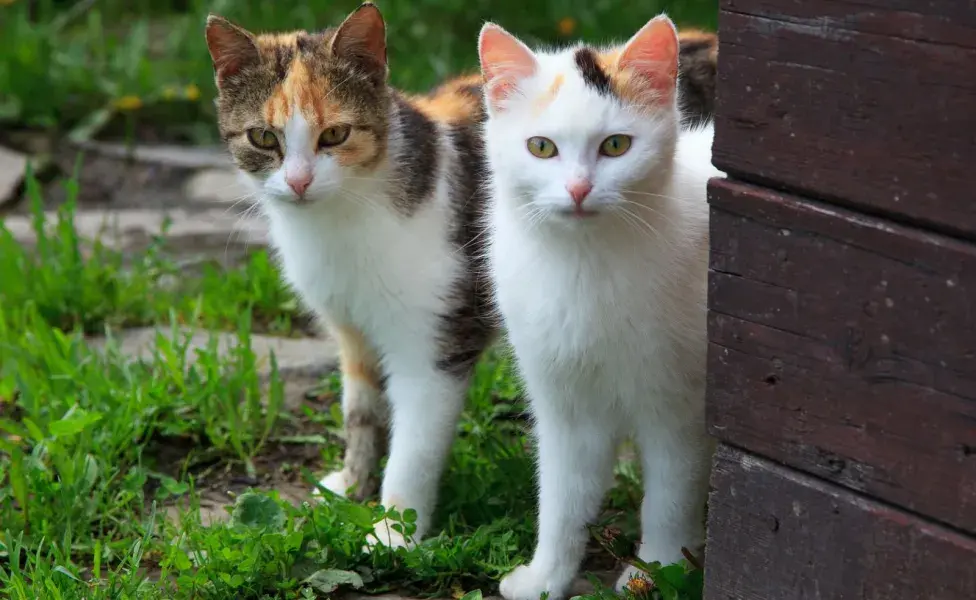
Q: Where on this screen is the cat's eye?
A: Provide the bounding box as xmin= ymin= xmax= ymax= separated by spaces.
xmin=319 ymin=125 xmax=352 ymax=148
xmin=246 ymin=128 xmax=279 ymax=150
xmin=526 ymin=136 xmax=558 ymax=159
xmin=599 ymin=134 xmax=632 ymax=158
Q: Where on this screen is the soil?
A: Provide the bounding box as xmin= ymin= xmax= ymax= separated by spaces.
xmin=148 ymin=372 xmax=336 ymax=527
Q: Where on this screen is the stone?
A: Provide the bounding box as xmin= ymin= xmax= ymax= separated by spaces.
xmin=76 ymin=141 xmax=231 ymax=169
xmin=184 ymin=169 xmax=249 ymax=205
xmin=2 ymin=206 xmax=268 ymax=253
xmin=0 ymin=145 xmax=29 ymax=207
xmin=88 ymin=326 xmax=338 ymax=381
xmin=163 ymin=481 xmax=314 ymax=528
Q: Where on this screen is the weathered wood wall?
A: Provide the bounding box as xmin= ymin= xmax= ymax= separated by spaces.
xmin=704 ymin=1 xmax=976 ymax=598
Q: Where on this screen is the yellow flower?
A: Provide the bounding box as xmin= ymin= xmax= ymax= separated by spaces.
xmin=114 ymin=95 xmax=143 ymax=111
xmin=557 ymin=17 xmax=577 ymax=37
xmin=625 ymin=572 xmax=654 ymax=597
xmin=184 ymin=84 xmax=201 ymax=101
xmin=0 ymin=0 xmax=18 ymax=6
xmin=162 ymin=86 xmax=178 ymax=100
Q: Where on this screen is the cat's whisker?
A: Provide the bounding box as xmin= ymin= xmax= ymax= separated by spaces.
xmin=221 ymin=192 xmax=261 ymax=218
xmin=611 ymin=206 xmax=659 ymax=243
xmin=617 ymin=198 xmax=683 ymax=230
xmin=621 ymin=188 xmax=698 ymax=203
xmin=337 ymin=189 xmax=385 ymax=216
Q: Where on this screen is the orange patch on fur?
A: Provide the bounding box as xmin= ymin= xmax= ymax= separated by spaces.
xmin=677 ymin=29 xmax=715 ymax=45
xmin=532 ymin=73 xmax=565 ymax=114
xmin=411 ymin=73 xmax=483 ymax=125
xmin=332 ymin=324 xmax=382 ymax=390
xmin=599 ymin=28 xmax=710 ymax=104
xmin=596 ymin=49 xmax=645 ymax=103
xmin=263 ymin=55 xmax=344 ymax=131
xmin=330 ymin=130 xmax=381 ymax=168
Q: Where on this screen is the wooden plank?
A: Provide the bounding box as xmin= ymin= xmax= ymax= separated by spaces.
xmin=713 ymin=0 xmax=976 ymax=238
xmin=705 ymin=178 xmax=976 ymax=533
xmin=705 ymin=445 xmax=976 ymax=600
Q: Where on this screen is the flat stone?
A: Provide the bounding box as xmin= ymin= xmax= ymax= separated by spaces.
xmin=184 ymin=169 xmax=250 ymax=205
xmin=0 ymin=145 xmax=29 ymax=207
xmin=88 ymin=326 xmax=337 ymax=380
xmin=164 ymin=481 xmax=314 ymax=528
xmin=76 ymin=141 xmax=231 ymax=169
xmin=2 ymin=206 xmax=268 ymax=253
xmin=341 ymin=571 xmax=616 ymax=600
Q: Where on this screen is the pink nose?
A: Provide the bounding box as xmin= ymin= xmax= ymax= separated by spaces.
xmin=566 ymin=179 xmax=593 ymax=206
xmin=286 ymin=172 xmax=313 ymax=196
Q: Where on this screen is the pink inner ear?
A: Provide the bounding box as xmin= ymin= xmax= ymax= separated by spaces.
xmin=617 ymin=16 xmax=679 ymax=97
xmin=479 ymin=25 xmax=537 ymax=106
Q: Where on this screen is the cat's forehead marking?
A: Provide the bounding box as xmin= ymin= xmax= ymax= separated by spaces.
xmin=568 ymin=46 xmax=654 ymax=106
xmin=532 ymin=74 xmax=565 ymax=115
xmin=573 ymin=48 xmax=613 ymax=97
xmin=261 ymin=49 xmax=343 ymax=131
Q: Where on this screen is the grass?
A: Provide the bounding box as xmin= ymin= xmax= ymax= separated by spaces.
xmin=0 ymin=0 xmax=718 ymax=143
xmin=0 ymin=177 xmax=706 ymax=598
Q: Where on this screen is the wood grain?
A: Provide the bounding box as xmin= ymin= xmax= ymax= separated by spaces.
xmin=705 ymin=444 xmax=976 ymax=600
xmin=713 ymin=0 xmax=976 ymax=238
xmin=706 ymin=177 xmax=976 ymax=533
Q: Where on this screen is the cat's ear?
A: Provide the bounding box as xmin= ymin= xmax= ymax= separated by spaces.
xmin=205 ymin=15 xmax=260 ymax=87
xmin=478 ymin=23 xmax=538 ymax=112
xmin=616 ymin=15 xmax=679 ymax=102
xmin=331 ymin=2 xmax=388 ymax=76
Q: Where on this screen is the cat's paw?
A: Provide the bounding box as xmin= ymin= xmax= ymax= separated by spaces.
xmin=499 ymin=565 xmax=567 ymax=600
xmin=362 ymin=517 xmax=414 ymax=552
xmin=615 ymin=565 xmax=653 ymax=593
xmin=312 ymin=469 xmax=357 ymax=499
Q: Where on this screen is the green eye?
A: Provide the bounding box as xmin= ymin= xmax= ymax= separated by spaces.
xmin=246 ymin=128 xmax=279 ymax=150
xmin=599 ymin=134 xmax=632 ymax=157
xmin=319 ymin=124 xmax=352 ymax=147
xmin=526 ymin=136 xmax=558 ymax=159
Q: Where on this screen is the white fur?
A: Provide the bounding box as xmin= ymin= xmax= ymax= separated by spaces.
xmin=484 ymin=42 xmax=722 ymax=600
xmin=241 ymin=104 xmax=469 ymax=547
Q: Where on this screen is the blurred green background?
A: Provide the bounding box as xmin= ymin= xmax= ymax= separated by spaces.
xmin=1 ymin=0 xmax=717 ymax=144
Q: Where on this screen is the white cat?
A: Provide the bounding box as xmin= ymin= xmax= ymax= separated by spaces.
xmin=478 ymin=15 xmax=721 ymax=600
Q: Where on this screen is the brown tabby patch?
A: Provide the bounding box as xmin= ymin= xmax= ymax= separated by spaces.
xmin=676 ymin=30 xmax=718 ymax=127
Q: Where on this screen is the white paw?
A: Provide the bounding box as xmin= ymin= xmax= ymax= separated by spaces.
xmin=499 ymin=565 xmax=567 ymax=600
xmin=312 ymin=469 xmax=356 ymax=499
xmin=362 ymin=517 xmax=413 ymax=551
xmin=615 ymin=565 xmax=653 ymax=593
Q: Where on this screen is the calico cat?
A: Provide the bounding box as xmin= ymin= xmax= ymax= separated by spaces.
xmin=479 ymin=14 xmax=721 ymax=600
xmin=204 ymin=2 xmax=495 ymax=548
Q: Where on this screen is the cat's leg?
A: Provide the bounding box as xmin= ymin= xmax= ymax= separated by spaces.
xmin=366 ymin=365 xmax=468 ymax=549
xmin=500 ymin=400 xmax=617 ymax=600
xmin=616 ymin=416 xmax=712 ymax=591
xmin=315 ymin=324 xmax=387 ymax=501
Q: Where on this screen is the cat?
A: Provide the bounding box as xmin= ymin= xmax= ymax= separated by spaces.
xmin=478 ymin=14 xmax=722 ymax=600
xmin=676 ymin=30 xmax=718 ymax=128
xmin=204 ymin=2 xmax=496 ymax=548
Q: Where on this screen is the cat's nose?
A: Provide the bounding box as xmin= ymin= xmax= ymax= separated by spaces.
xmin=286 ymin=172 xmax=313 ymax=197
xmin=566 ymin=179 xmax=593 ymax=206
